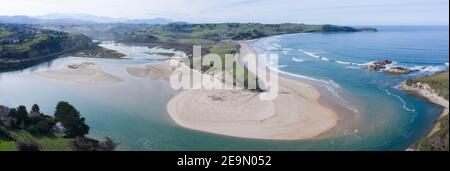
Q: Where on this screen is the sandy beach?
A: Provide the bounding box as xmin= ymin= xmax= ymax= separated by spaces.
xmin=166 ymin=41 xmax=338 ymax=140
xmin=33 ymin=42 xmax=339 ymax=140
xmin=126 ymin=61 xmax=174 ymax=81
xmin=36 ymin=61 xmax=122 ymax=84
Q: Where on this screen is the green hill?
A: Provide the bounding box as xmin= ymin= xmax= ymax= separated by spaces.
xmin=406 ymin=71 xmax=449 ymax=101
xmin=0 ymin=24 xmax=120 ymax=71
xmin=406 ymin=71 xmax=449 ymax=151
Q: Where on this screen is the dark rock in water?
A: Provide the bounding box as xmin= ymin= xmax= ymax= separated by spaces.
xmin=385 ymin=67 xmax=419 ymax=74
xmin=368 ymin=60 xmax=392 ymax=71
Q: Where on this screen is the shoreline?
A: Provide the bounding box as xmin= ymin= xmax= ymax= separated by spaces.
xmin=399 ymin=71 xmax=449 ymax=151
xmin=399 ymin=82 xmax=449 ymax=118
xmin=166 ymin=40 xmax=339 ymax=140
xmin=36 ymin=60 xmax=122 ymax=84
xmin=400 ymin=81 xmax=449 ymax=138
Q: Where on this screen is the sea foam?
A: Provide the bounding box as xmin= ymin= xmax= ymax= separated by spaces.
xmin=383 ymin=89 xmax=416 ymax=113
xmin=292 ymin=57 xmax=304 ymax=62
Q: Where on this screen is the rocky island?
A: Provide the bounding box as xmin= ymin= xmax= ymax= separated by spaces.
xmin=368 ymin=60 xmax=419 ymax=74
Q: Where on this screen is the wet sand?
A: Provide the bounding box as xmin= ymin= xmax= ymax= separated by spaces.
xmin=165 ymin=41 xmax=338 ymax=140
xmin=36 ymin=61 xmax=121 ymax=84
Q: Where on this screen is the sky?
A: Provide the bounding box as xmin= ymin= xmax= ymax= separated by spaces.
xmin=0 ymin=0 xmax=448 ymax=25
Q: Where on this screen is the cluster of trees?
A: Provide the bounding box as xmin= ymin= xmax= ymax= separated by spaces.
xmin=54 ymin=101 xmax=89 ymax=138
xmin=4 ymin=104 xmax=55 ymax=134
xmin=1 ymin=102 xmax=89 ymax=137
xmin=0 ymin=101 xmax=117 ymax=151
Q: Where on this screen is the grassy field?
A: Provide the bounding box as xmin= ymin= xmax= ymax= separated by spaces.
xmin=0 ymin=27 xmax=13 ymax=38
xmin=406 ymin=71 xmax=449 ymax=100
xmin=2 ymin=34 xmax=49 ymax=52
xmin=8 ymin=130 xmax=73 ymax=151
xmin=0 ymin=138 xmax=16 ymax=151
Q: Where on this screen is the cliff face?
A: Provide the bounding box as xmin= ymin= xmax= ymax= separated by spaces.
xmin=401 ymin=71 xmax=449 ymax=151
xmin=400 ymin=81 xmax=449 ymax=116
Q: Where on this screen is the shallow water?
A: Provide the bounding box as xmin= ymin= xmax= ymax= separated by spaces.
xmin=251 ymin=26 xmax=448 ymax=150
xmin=1 ymin=26 xmax=448 ymax=150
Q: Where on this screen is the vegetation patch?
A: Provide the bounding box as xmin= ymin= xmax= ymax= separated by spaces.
xmin=145 ymin=52 xmax=176 ymax=57
xmin=0 ymin=138 xmax=16 ymax=151
xmin=412 ymin=115 xmax=449 ymax=151
xmin=0 ymin=102 xmax=117 ymax=151
xmin=406 ymin=71 xmax=449 ymax=100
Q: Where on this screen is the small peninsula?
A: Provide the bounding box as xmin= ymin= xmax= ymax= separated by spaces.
xmin=401 ymin=71 xmax=449 ymax=151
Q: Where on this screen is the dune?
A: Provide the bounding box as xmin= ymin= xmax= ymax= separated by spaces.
xmin=125 ymin=61 xmax=174 ymax=80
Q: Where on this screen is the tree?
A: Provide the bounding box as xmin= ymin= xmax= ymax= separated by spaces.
xmin=14 ymin=105 xmax=28 ymax=121
xmin=7 ymin=108 xmax=17 ymax=119
xmin=9 ymin=106 xmax=28 ymax=128
xmin=31 ymin=104 xmax=40 ymax=114
xmin=34 ymin=119 xmax=53 ymax=134
xmin=54 ymin=101 xmax=89 ymax=138
xmin=0 ymin=126 xmax=13 ymax=140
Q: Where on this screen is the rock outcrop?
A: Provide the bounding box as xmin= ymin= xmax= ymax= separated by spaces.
xmin=368 ymin=60 xmax=392 ymax=71
xmin=385 ymin=67 xmax=419 ymax=74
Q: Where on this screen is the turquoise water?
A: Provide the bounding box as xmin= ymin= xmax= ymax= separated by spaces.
xmin=0 ymin=26 xmax=448 ymax=151
xmin=251 ymin=26 xmax=449 ymax=150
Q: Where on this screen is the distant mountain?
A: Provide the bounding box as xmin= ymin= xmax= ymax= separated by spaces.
xmin=123 ymin=17 xmax=173 ymax=25
xmin=0 ymin=14 xmax=175 ymax=25
xmin=0 ymin=15 xmax=41 ymax=24
xmin=36 ymin=13 xmax=123 ymax=23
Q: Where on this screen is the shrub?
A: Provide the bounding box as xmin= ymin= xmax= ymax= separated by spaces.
xmin=72 ymin=136 xmax=118 ymax=151
xmin=0 ymin=126 xmax=13 ymax=140
xmin=15 ymin=140 xmax=40 ymax=151
xmin=54 ymin=101 xmax=89 ymax=138
xmin=25 ymin=125 xmax=39 ymax=135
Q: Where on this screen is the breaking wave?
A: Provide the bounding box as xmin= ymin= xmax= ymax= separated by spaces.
xmin=292 ymin=57 xmax=304 ymax=62
xmin=297 ymin=49 xmax=448 ymax=74
xmin=383 ymin=89 xmax=416 ymax=113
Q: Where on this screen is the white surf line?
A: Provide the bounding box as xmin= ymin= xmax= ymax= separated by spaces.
xmin=267 ymin=65 xmax=360 ymax=114
xmin=267 ymin=65 xmax=340 ymax=89
xmin=278 ymin=65 xmax=288 ymax=69
xmin=299 ymin=49 xmax=362 ymax=65
xmin=292 ymin=57 xmax=304 ymax=62
xmin=254 ymin=43 xmax=359 ymax=114
xmin=282 ymin=51 xmax=290 ymax=55
xmin=383 ymin=89 xmax=417 ymax=113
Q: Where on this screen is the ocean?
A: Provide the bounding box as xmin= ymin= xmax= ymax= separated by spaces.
xmin=0 ymin=26 xmax=448 ymax=150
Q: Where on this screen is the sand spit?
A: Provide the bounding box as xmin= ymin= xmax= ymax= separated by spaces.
xmin=165 ymin=41 xmax=338 ymax=140
xmin=37 ymin=61 xmax=121 ymax=84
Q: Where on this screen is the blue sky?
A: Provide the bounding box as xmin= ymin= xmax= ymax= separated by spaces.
xmin=0 ymin=0 xmax=448 ymax=25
